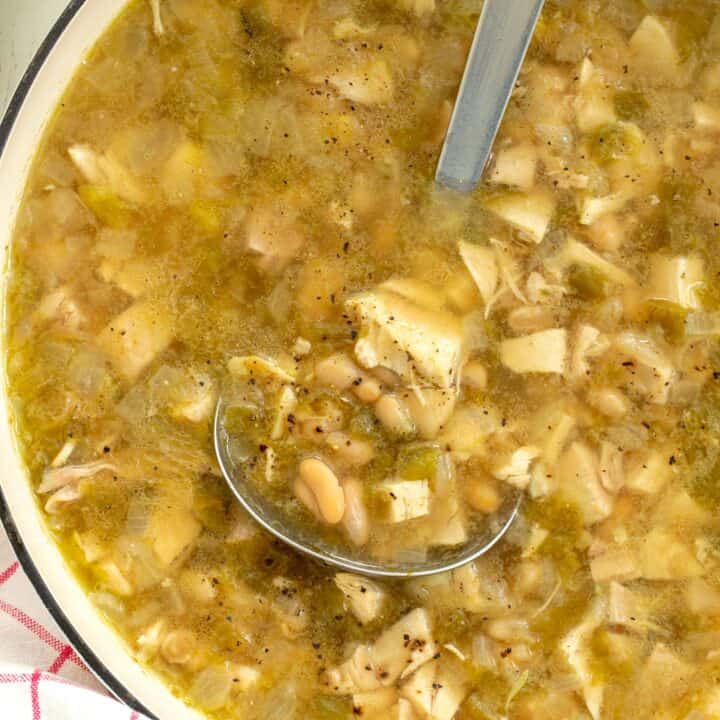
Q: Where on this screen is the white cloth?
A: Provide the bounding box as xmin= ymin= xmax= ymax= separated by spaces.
xmin=0 ymin=524 xmax=147 ymax=719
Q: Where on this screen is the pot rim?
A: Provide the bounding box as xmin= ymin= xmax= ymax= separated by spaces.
xmin=0 ymin=2 xmax=154 ymax=716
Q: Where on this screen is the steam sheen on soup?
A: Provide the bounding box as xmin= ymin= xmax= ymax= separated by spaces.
xmin=7 ymin=0 xmax=720 ymax=718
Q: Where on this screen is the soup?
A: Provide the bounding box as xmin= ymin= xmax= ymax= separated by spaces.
xmin=7 ymin=0 xmax=720 ymax=717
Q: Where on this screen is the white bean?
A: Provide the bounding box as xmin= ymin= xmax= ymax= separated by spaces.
xmin=296 ymin=458 xmax=345 ymax=524
xmin=513 ymin=559 xmax=545 ymax=598
xmin=462 ymin=361 xmax=488 ymax=391
xmin=326 ymin=431 xmax=375 ymax=466
xmin=374 ymin=394 xmax=415 ymax=436
xmin=588 ymin=213 xmax=625 ymax=252
xmin=371 ymin=367 xmax=401 ymax=387
xmin=294 ymin=476 xmax=322 ymax=520
xmin=161 ymin=628 xmax=197 ymax=665
xmin=465 ymin=477 xmax=501 ymax=514
xmin=352 ymin=375 xmax=382 ymax=404
xmin=296 ymin=397 xmax=345 ymax=438
xmin=485 ymin=618 xmax=532 ymax=643
xmin=507 ymin=305 xmax=555 ymax=333
xmin=587 ymin=386 xmax=630 ymax=418
xmin=315 ymin=354 xmax=361 ymax=391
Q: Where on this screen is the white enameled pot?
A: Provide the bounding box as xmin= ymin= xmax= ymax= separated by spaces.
xmin=0 ymin=2 xmax=200 ymax=718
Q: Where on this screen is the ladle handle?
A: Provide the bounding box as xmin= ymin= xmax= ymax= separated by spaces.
xmin=436 ymin=0 xmax=546 ymax=192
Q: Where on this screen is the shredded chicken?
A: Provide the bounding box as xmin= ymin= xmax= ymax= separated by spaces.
xmin=326 ymin=609 xmax=436 ymax=694
xmin=69 ymin=144 xmax=146 ymax=204
xmin=334 ymin=573 xmax=386 ymax=624
xmin=38 ymin=460 xmax=117 ymax=494
xmin=400 ymin=656 xmax=468 ymax=720
xmin=346 ymin=282 xmax=465 ymax=389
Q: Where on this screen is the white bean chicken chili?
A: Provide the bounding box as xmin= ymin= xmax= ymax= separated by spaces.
xmin=7 ymin=0 xmax=720 ymax=718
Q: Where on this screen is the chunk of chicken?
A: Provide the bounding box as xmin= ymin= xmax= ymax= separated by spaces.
xmin=607 ymin=582 xmax=651 ymax=634
xmin=614 ymin=332 xmax=675 ymax=404
xmin=326 ymin=608 xmax=436 ymax=694
xmin=458 ymin=241 xmax=498 ymax=307
xmin=636 ymin=644 xmax=695 ymax=711
xmin=148 ymin=504 xmax=201 ymax=566
xmin=575 ymin=58 xmax=616 ymax=134
xmin=334 ymin=573 xmax=386 ymax=625
xmin=375 ymin=479 xmax=431 ymax=523
xmin=271 ymin=386 xmax=298 ymax=440
xmin=557 ymin=442 xmax=613 ymax=525
xmin=328 ymin=59 xmax=394 ymax=105
xmin=34 ymin=285 xmax=87 ymax=331
xmin=486 ymin=190 xmax=556 ymax=244
xmin=579 ymin=193 xmax=628 ymax=226
xmin=624 ymin=449 xmax=672 ymax=495
xmin=638 ymin=529 xmax=703 ymax=580
xmin=570 ymin=325 xmax=610 ymax=383
xmin=245 ymin=205 xmax=305 ymax=273
xmin=489 ymin=143 xmax=538 ymax=190
xmin=408 ymin=560 xmax=508 ymax=616
xmin=491 ymin=445 xmax=540 ymax=490
xmin=69 ymin=143 xmax=146 ymax=204
xmin=346 ymin=284 xmax=465 ymax=389
xmin=439 ymin=405 xmax=500 ymax=459
xmin=171 ymin=373 xmax=217 ymax=424
xmin=400 ymin=657 xmax=468 ymax=720
xmin=561 ymin=599 xmax=605 ymax=720
xmin=548 ymin=238 xmax=635 ymax=287
xmin=227 ymin=355 xmax=295 ymax=384
xmin=531 ymin=408 xmax=576 ymax=466
xmin=629 ymin=16 xmax=680 ymax=84
xmin=500 ymin=329 xmax=567 ymax=375
xmin=646 ymin=255 xmax=704 ymax=310
xmin=590 ymin=546 xmax=641 ymax=584
xmin=96 ymin=300 xmax=174 ymax=382
xmin=652 ymin=490 xmax=709 ymax=535
xmin=352 ymin=688 xmax=399 ymax=717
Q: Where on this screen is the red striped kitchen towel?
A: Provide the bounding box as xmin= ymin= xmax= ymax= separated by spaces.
xmin=0 ymin=524 xmax=148 ymax=719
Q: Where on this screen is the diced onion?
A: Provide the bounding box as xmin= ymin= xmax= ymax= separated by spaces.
xmin=505 ymin=670 xmax=530 ymax=713
xmin=686 ymin=312 xmax=720 ymax=336
xmin=125 ymin=496 xmax=152 ymax=536
xmin=471 ymin=633 xmax=497 ymax=670
xmin=191 ymin=666 xmax=232 ymax=711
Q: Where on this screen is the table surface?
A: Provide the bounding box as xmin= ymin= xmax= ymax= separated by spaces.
xmin=0 ymin=0 xmax=68 ymax=117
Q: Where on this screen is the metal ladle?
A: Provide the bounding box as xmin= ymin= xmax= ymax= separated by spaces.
xmin=214 ymin=0 xmax=546 ymax=578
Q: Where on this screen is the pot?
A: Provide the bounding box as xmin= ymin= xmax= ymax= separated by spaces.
xmin=0 ymin=2 xmax=199 ymax=717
